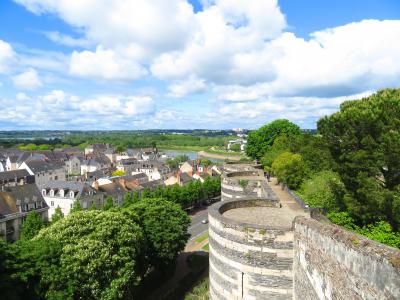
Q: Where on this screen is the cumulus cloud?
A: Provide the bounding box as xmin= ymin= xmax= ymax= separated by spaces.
xmin=12 ymin=68 xmax=43 ymax=89
xmin=0 ymin=90 xmax=155 ymax=129
xmin=0 ymin=40 xmax=16 ymax=73
xmin=14 ymin=0 xmax=196 ymax=57
xmin=10 ymin=0 xmax=400 ymax=127
xmin=167 ymin=77 xmax=206 ymax=98
xmin=70 ymin=46 xmax=147 ymax=80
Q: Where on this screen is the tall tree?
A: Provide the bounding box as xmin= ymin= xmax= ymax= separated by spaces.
xmin=102 ymin=196 xmax=114 ymax=210
xmin=318 ymin=89 xmax=400 ymax=229
xmin=51 ymin=206 xmax=64 ymax=223
xmin=246 ymin=119 xmax=301 ymax=159
xmin=33 ymin=211 xmax=144 ymax=300
xmin=129 ymin=198 xmax=190 ymax=272
xmin=19 ymin=211 xmax=44 ymax=241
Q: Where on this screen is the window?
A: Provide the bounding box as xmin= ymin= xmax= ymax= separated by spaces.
xmin=50 ymin=189 xmax=54 ymax=196
xmin=55 ymin=176 xmax=58 ymax=180
xmin=70 ymin=191 xmax=74 ymax=198
xmin=42 ymin=190 xmax=46 ymax=196
xmin=51 ymin=201 xmax=54 ymax=206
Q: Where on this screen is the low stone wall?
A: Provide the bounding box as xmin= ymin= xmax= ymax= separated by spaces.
xmin=209 ymin=200 xmax=293 ymax=300
xmin=293 ymin=217 xmax=400 ymax=300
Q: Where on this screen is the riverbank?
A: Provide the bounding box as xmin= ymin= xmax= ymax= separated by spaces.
xmin=197 ymin=150 xmax=242 ymax=161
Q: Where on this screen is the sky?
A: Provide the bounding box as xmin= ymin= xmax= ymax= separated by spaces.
xmin=0 ymin=0 xmax=399 ymax=130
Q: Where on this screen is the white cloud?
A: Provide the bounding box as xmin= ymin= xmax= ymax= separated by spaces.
xmin=0 ymin=40 xmax=16 ymax=73
xmin=12 ymin=68 xmax=43 ymax=90
xmin=167 ymin=77 xmax=206 ymax=98
xmin=43 ymin=31 xmax=91 ymax=48
xmin=10 ymin=1 xmax=400 ymax=128
xmin=15 ymin=0 xmax=196 ymax=58
xmin=0 ymin=90 xmax=155 ymax=129
xmin=70 ymin=46 xmax=147 ymax=80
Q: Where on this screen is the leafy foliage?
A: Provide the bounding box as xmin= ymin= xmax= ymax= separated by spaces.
xmin=318 ymin=89 xmax=400 ymax=229
xmin=51 ymin=207 xmax=64 ymax=223
xmin=111 ymin=170 xmax=126 ymax=176
xmin=102 ymin=196 xmax=114 ymax=211
xmin=19 ymin=211 xmax=44 ymax=241
xmin=33 ymin=211 xmax=143 ymax=300
xmin=166 ymin=155 xmax=190 ymax=168
xmin=299 ymin=171 xmax=346 ymax=211
xmin=272 ymin=152 xmax=310 ymax=189
xmin=245 ymin=119 xmax=301 ymax=159
xmin=70 ymin=198 xmax=82 ymax=213
xmin=128 ymin=198 xmax=191 ymax=271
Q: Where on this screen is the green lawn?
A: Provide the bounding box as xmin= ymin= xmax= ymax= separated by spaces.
xmin=195 ymin=232 xmax=209 ymax=244
xmin=202 ymin=243 xmax=209 ymax=251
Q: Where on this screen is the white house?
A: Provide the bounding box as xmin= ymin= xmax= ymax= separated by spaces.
xmin=41 ymin=181 xmax=104 ymax=220
xmin=80 ymin=155 xmax=111 ymax=175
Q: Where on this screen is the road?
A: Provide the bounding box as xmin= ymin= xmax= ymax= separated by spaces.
xmin=188 ymin=206 xmax=209 ymax=240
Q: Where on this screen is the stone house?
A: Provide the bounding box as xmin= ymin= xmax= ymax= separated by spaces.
xmin=84 ymin=144 xmax=108 ymax=155
xmin=19 ymin=160 xmax=67 ymax=187
xmin=0 ymin=183 xmax=49 ymax=242
xmin=0 ymin=169 xmax=35 ymax=187
xmin=131 ymin=160 xmax=171 ymax=181
xmin=65 ymin=156 xmax=82 ymax=175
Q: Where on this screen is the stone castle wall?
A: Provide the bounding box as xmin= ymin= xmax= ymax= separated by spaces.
xmin=220 ymin=165 xmax=276 ymax=201
xmin=209 ymin=200 xmax=293 ymax=300
xmin=293 ymin=217 xmax=400 ymax=300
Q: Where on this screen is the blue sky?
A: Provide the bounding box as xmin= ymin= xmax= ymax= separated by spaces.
xmin=0 ymin=0 xmax=399 ymax=130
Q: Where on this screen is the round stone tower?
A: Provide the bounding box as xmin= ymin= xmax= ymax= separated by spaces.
xmin=208 ymin=199 xmax=294 ymax=300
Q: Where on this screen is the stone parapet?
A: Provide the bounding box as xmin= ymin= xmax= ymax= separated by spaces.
xmin=293 ymin=217 xmax=400 ymax=300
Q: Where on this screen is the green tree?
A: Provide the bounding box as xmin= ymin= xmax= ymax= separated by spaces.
xmin=318 ymin=89 xmax=400 ymax=229
xmin=103 ymin=196 xmax=114 ymax=210
xmin=33 ymin=211 xmax=144 ymax=299
xmin=112 ymin=169 xmax=126 ymax=177
xmin=0 ymin=240 xmax=20 ymax=300
xmin=246 ymin=119 xmax=301 ymax=160
xmin=70 ymin=198 xmax=82 ymax=213
xmin=129 ymin=198 xmax=190 ymax=271
xmin=299 ymin=171 xmax=346 ymax=211
xmin=199 ymin=158 xmax=213 ymax=167
xmin=51 ymin=207 xmax=64 ymax=223
xmin=19 ymin=211 xmax=44 ymax=241
xmin=229 ymin=144 xmax=241 ymax=152
xmin=272 ymin=152 xmax=309 ymax=189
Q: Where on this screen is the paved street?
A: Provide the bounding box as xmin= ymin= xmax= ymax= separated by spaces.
xmin=188 ymin=206 xmax=209 ymax=240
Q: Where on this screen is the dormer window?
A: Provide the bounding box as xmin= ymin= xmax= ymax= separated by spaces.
xmin=59 ymin=189 xmax=64 ymax=197
xmin=42 ymin=189 xmax=46 ymax=196
xmin=70 ymin=191 xmax=74 ymax=198
xmin=50 ymin=189 xmax=54 ymax=196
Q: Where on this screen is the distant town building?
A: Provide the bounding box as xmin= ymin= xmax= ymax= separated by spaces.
xmin=0 ymin=183 xmax=48 ymax=242
xmin=41 ymin=181 xmax=104 ymax=220
xmin=0 ymin=169 xmax=35 ymax=187
xmin=19 ymin=160 xmax=67 ymax=187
